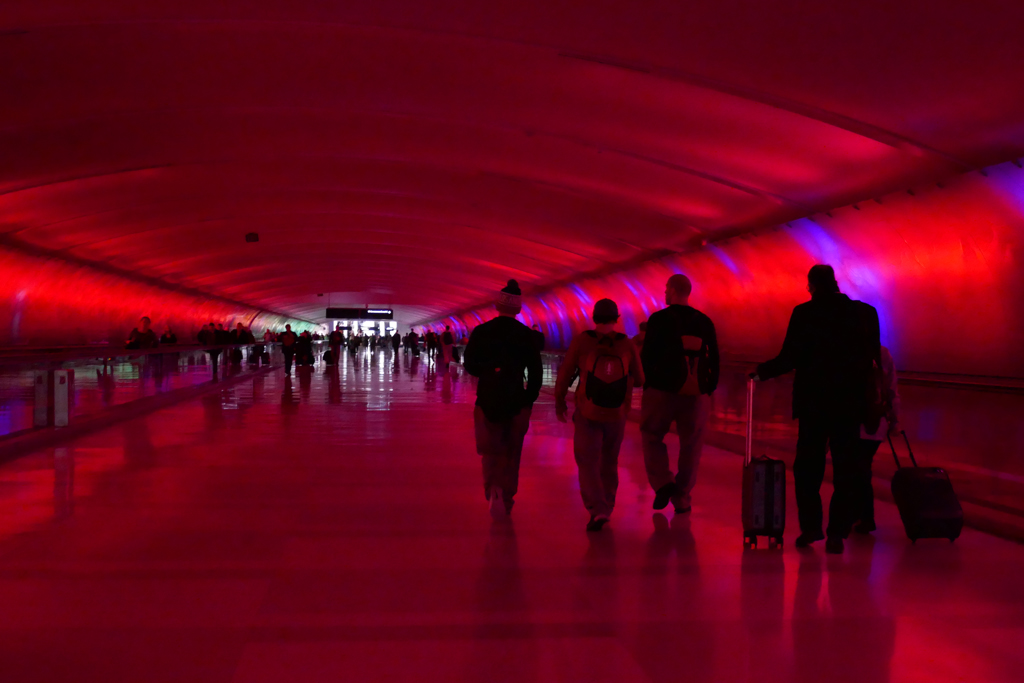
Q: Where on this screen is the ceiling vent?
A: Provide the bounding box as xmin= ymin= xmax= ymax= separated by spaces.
xmin=245 ymin=232 xmax=259 ymax=243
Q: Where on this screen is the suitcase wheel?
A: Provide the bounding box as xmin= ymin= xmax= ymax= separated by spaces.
xmin=743 ymin=535 xmax=757 ymax=550
xmin=768 ymin=536 xmax=783 ymax=550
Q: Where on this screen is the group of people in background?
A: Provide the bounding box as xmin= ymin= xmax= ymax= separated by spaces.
xmin=125 ymin=316 xmax=176 ymax=349
xmin=465 ymin=267 xmax=899 ymax=555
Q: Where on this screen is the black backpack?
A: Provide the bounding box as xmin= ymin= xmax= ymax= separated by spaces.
xmin=583 ymin=331 xmax=629 ymax=409
xmin=670 ymin=309 xmax=712 ymax=396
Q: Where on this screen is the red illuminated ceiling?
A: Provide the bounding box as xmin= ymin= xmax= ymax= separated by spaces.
xmin=2 ymin=2 xmax=1023 ymax=322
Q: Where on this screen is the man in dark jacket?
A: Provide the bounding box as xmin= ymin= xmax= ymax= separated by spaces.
xmin=159 ymin=325 xmax=177 ymax=345
xmin=753 ymin=264 xmax=880 ymax=553
xmin=126 ymin=316 xmax=159 ymax=349
xmin=329 ymin=326 xmax=345 ymax=366
xmin=464 ymin=279 xmax=543 ymax=518
xmin=198 ymin=321 xmax=222 ymax=375
xmin=640 ymin=274 xmax=720 ymax=515
xmin=296 ymin=330 xmax=314 ymax=366
xmin=425 ymin=330 xmax=437 ymax=362
xmin=215 ymin=323 xmax=230 ymax=345
xmin=441 ymin=325 xmax=455 ymax=365
xmin=230 ymin=322 xmax=253 ymax=365
xmin=279 ymin=324 xmax=298 ymax=374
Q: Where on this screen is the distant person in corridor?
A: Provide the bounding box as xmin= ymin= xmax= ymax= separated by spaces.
xmin=464 ymin=279 xmax=543 ymax=519
xmin=752 ymin=264 xmax=880 ymax=554
xmin=441 ymin=325 xmax=455 ymax=365
xmin=279 ymin=324 xmax=298 ymax=373
xmin=640 ymin=274 xmax=719 ymax=515
xmin=198 ymin=321 xmax=221 ymax=374
xmin=159 ymin=325 xmax=177 ymax=345
xmin=854 ymin=344 xmax=901 ymax=534
xmin=126 ymin=316 xmax=158 ymax=349
xmin=329 ymin=326 xmax=345 ymax=366
xmin=631 ymin=321 xmax=647 ymax=353
xmin=555 ymin=298 xmax=643 ymax=532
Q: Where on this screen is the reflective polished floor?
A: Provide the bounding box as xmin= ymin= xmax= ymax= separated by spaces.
xmin=1 ymin=349 xmax=1022 ymax=682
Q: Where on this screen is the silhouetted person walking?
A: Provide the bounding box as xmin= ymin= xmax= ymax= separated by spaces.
xmin=753 ymin=264 xmax=880 ymax=553
xmin=296 ymin=330 xmax=314 ymax=366
xmin=854 ymin=345 xmax=900 ymax=534
xmin=632 ymin=321 xmax=647 ymax=353
xmin=441 ymin=325 xmax=455 ymax=365
xmin=329 ymin=326 xmax=344 ymax=365
xmin=279 ymin=324 xmax=298 ymax=374
xmin=230 ymin=322 xmax=252 ymax=365
xmin=198 ymin=322 xmax=221 ymax=374
xmin=555 ymin=299 xmax=643 ymax=531
xmin=408 ymin=329 xmax=420 ymax=356
xmin=464 ymin=280 xmax=542 ymax=518
xmin=640 ymin=274 xmax=719 ymax=514
xmin=159 ymin=325 xmax=177 ymax=345
xmin=126 ymin=316 xmax=159 ymax=349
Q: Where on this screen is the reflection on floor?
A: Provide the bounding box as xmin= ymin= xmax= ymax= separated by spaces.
xmin=0 ymin=349 xmax=1021 ymax=682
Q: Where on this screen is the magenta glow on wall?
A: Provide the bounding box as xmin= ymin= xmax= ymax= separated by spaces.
xmin=433 ymin=162 xmax=1024 ymax=377
xmin=0 ymin=246 xmax=314 ymax=347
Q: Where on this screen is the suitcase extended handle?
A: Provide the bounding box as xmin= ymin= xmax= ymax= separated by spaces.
xmin=887 ymin=430 xmax=918 ymax=469
xmin=745 ymin=378 xmax=754 ymax=466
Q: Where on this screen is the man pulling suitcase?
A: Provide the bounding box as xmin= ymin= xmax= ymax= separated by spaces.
xmin=752 ymin=265 xmax=880 ymax=554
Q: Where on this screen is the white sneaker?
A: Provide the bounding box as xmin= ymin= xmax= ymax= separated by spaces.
xmin=489 ymin=486 xmax=506 ymax=518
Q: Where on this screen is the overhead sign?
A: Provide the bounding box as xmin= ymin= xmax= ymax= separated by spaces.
xmin=326 ymin=308 xmax=394 ymax=320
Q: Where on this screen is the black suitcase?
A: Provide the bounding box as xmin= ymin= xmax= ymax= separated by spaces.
xmin=889 ymin=432 xmax=963 ymax=542
xmin=742 ymin=378 xmax=786 ymax=549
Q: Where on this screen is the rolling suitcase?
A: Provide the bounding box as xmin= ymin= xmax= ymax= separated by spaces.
xmin=889 ymin=432 xmax=963 ymax=542
xmin=742 ymin=378 xmax=786 ymax=549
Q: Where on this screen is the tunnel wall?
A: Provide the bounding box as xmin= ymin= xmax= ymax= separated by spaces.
xmin=433 ymin=161 xmax=1024 ymax=377
xmin=0 ymin=245 xmax=315 ymax=347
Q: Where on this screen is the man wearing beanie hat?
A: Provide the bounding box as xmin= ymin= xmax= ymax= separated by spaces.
xmin=554 ymin=298 xmax=644 ymax=531
xmin=464 ymin=280 xmax=544 ymax=518
xmin=640 ymin=274 xmax=720 ymax=514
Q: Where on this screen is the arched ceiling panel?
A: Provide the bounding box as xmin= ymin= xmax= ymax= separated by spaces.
xmin=1 ymin=1 xmax=1023 ymax=326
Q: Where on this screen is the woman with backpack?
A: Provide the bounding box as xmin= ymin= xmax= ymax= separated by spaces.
xmin=554 ymin=299 xmax=644 ymax=532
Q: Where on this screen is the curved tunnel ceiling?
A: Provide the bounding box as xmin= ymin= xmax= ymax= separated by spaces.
xmin=2 ymin=2 xmax=1024 ymax=323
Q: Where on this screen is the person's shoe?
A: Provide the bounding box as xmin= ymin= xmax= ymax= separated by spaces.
xmin=673 ymin=504 xmax=692 ymax=515
xmin=795 ymin=531 xmax=825 ymax=548
xmin=854 ymin=520 xmax=876 ymax=534
xmin=825 ymin=536 xmax=845 ymax=554
xmin=586 ymin=515 xmax=609 ymax=532
xmin=488 ymin=487 xmax=506 ymax=519
xmin=652 ymin=483 xmax=677 ymax=511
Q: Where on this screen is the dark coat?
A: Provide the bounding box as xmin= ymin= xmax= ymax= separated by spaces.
xmin=464 ymin=316 xmax=543 ymax=421
xmin=641 ymin=304 xmax=720 ymax=395
xmin=757 ymin=292 xmax=880 ymax=419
